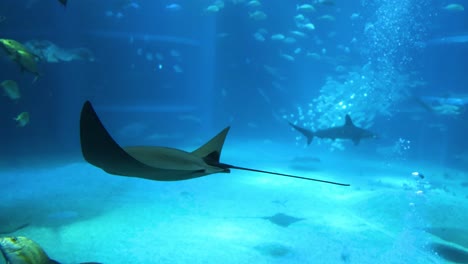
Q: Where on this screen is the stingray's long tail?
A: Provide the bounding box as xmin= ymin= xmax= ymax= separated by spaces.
xmin=288 ymin=122 xmax=314 ymax=145
xmin=219 ymin=163 xmax=350 ymax=186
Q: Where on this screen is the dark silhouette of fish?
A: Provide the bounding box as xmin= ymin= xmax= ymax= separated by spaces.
xmin=80 ymin=101 xmax=349 ymax=186
xmin=430 ymin=243 xmax=468 ymax=263
xmin=289 ymin=115 xmax=376 ymax=145
xmin=58 ymin=0 xmax=67 ymax=7
xmin=227 ymin=213 xmax=305 ymax=227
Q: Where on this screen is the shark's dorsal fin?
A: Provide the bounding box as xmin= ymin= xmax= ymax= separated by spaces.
xmin=192 ymin=127 xmax=230 ymax=163
xmin=344 ymin=115 xmax=354 ymax=127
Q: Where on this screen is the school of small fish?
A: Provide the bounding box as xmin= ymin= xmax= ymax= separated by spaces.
xmin=0 ymin=38 xmax=38 ymax=127
xmin=1 ymin=0 xmax=464 ymax=128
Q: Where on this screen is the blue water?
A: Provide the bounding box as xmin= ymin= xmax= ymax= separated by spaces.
xmin=1 ymin=1 xmax=467 ymax=263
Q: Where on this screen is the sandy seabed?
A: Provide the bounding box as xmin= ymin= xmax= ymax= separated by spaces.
xmin=1 ymin=142 xmax=467 ymax=264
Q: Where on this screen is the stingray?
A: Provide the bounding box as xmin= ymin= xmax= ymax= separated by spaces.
xmin=80 ymin=101 xmax=349 ymax=186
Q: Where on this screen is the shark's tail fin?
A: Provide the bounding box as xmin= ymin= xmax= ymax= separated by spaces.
xmin=288 ymin=122 xmax=314 ymax=145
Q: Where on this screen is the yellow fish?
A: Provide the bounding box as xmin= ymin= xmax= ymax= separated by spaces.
xmin=0 ymin=39 xmax=30 ymax=56
xmin=1 ymin=80 xmax=20 ymax=101
xmin=0 ymin=39 xmax=40 ymax=81
xmin=0 ymin=236 xmax=101 ymax=264
xmin=15 ymin=50 xmax=40 ymax=81
xmin=0 ymin=236 xmax=55 ymax=264
xmin=14 ymin=112 xmax=29 ymax=127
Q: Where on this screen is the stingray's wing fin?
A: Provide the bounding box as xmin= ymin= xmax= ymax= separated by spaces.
xmin=191 ymin=126 xmax=230 ymax=164
xmin=80 ymin=101 xmax=155 ymax=176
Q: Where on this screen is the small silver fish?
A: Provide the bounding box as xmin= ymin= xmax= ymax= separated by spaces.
xmin=165 ymin=3 xmax=181 ymax=11
xmin=1 ymin=80 xmax=21 ymax=101
xmin=14 ymin=112 xmax=30 ymax=127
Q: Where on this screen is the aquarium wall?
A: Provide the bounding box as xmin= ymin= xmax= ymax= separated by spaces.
xmin=1 ymin=1 xmax=468 ymax=263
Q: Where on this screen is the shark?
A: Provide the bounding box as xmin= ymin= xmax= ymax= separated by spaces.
xmin=289 ymin=115 xmax=376 ymax=145
xmin=80 ymin=101 xmax=349 ymax=186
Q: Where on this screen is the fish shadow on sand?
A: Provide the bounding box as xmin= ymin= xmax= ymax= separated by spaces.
xmin=229 ymin=213 xmax=306 ymax=228
xmin=289 ymin=156 xmax=322 ymax=172
xmin=0 ymin=199 xmax=103 ymax=233
xmin=261 ymin=213 xmax=305 ymax=228
xmin=254 ymin=242 xmax=293 ymax=258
